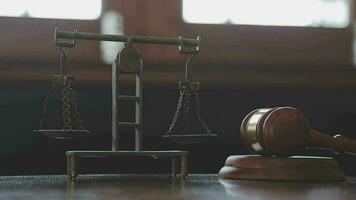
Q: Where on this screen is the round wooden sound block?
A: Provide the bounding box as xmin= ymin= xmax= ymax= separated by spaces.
xmin=219 ymin=155 xmax=346 ymax=181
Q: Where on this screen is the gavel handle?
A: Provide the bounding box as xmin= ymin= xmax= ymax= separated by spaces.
xmin=307 ymin=130 xmax=356 ymax=155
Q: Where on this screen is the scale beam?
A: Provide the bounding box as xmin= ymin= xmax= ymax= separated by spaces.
xmin=54 ymin=28 xmax=200 ymax=47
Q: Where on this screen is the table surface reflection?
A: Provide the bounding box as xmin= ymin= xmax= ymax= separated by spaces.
xmin=0 ymin=174 xmax=355 ymax=200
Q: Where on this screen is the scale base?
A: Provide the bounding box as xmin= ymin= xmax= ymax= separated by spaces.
xmin=33 ymin=129 xmax=91 ymax=139
xmin=66 ymin=150 xmax=189 ymax=180
xmin=219 ymin=155 xmax=346 ymax=182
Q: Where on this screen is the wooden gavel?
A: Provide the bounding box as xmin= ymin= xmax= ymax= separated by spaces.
xmin=240 ymin=107 xmax=356 ymax=156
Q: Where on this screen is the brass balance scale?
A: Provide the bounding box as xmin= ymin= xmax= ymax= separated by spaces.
xmin=33 ymin=29 xmax=217 ymax=180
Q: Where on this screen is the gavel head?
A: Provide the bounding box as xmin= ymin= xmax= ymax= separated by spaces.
xmin=240 ymin=107 xmax=310 ymax=156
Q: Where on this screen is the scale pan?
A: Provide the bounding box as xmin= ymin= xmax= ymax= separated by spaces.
xmin=33 ymin=129 xmax=91 ymax=139
xmin=162 ymin=133 xmax=218 ymax=144
xmin=162 ymin=133 xmax=217 ymax=138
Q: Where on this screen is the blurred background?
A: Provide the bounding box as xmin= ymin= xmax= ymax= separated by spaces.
xmin=1 ymin=0 xmax=356 ymax=176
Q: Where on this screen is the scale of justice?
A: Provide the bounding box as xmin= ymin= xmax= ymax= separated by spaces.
xmin=33 ymin=28 xmax=217 ymax=180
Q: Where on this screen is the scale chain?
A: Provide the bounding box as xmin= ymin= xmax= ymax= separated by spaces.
xmin=166 ymin=85 xmax=186 ymax=135
xmin=62 ymin=83 xmax=72 ymax=130
xmin=194 ymin=88 xmax=213 ymax=135
xmin=182 ymin=87 xmax=191 ymax=134
xmin=166 ymin=81 xmax=213 ymax=136
xmin=67 ymin=78 xmax=86 ymax=130
xmin=38 ymin=84 xmax=55 ymax=129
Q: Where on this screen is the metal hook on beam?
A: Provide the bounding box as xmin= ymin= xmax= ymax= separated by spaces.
xmin=55 ymin=28 xmax=77 ymax=74
xmin=54 ymin=28 xmax=77 ymax=48
xmin=177 ymin=35 xmax=201 ymax=55
xmin=177 ymin=36 xmax=201 ymax=81
xmin=59 ymin=47 xmax=70 ymax=74
xmin=125 ymin=36 xmax=132 ymax=47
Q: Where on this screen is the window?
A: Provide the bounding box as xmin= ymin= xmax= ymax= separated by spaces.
xmin=100 ymin=11 xmax=125 ymax=65
xmin=182 ymin=0 xmax=350 ymax=28
xmin=0 ymin=0 xmax=101 ymax=20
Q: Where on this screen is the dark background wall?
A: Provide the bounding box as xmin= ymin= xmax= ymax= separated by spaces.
xmin=1 ymin=0 xmax=356 ymax=176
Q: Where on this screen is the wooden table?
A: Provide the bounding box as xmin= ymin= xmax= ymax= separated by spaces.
xmin=0 ymin=175 xmax=355 ymax=200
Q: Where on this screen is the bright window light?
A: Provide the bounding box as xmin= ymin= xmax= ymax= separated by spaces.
xmin=100 ymin=11 xmax=125 ymax=65
xmin=0 ymin=0 xmax=27 ymax=17
xmin=0 ymin=0 xmax=101 ymax=20
xmin=182 ymin=0 xmax=350 ymax=28
xmin=28 ymin=0 xmax=101 ymax=20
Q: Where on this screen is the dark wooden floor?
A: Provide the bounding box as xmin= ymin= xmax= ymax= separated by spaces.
xmin=0 ymin=175 xmax=355 ymax=200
